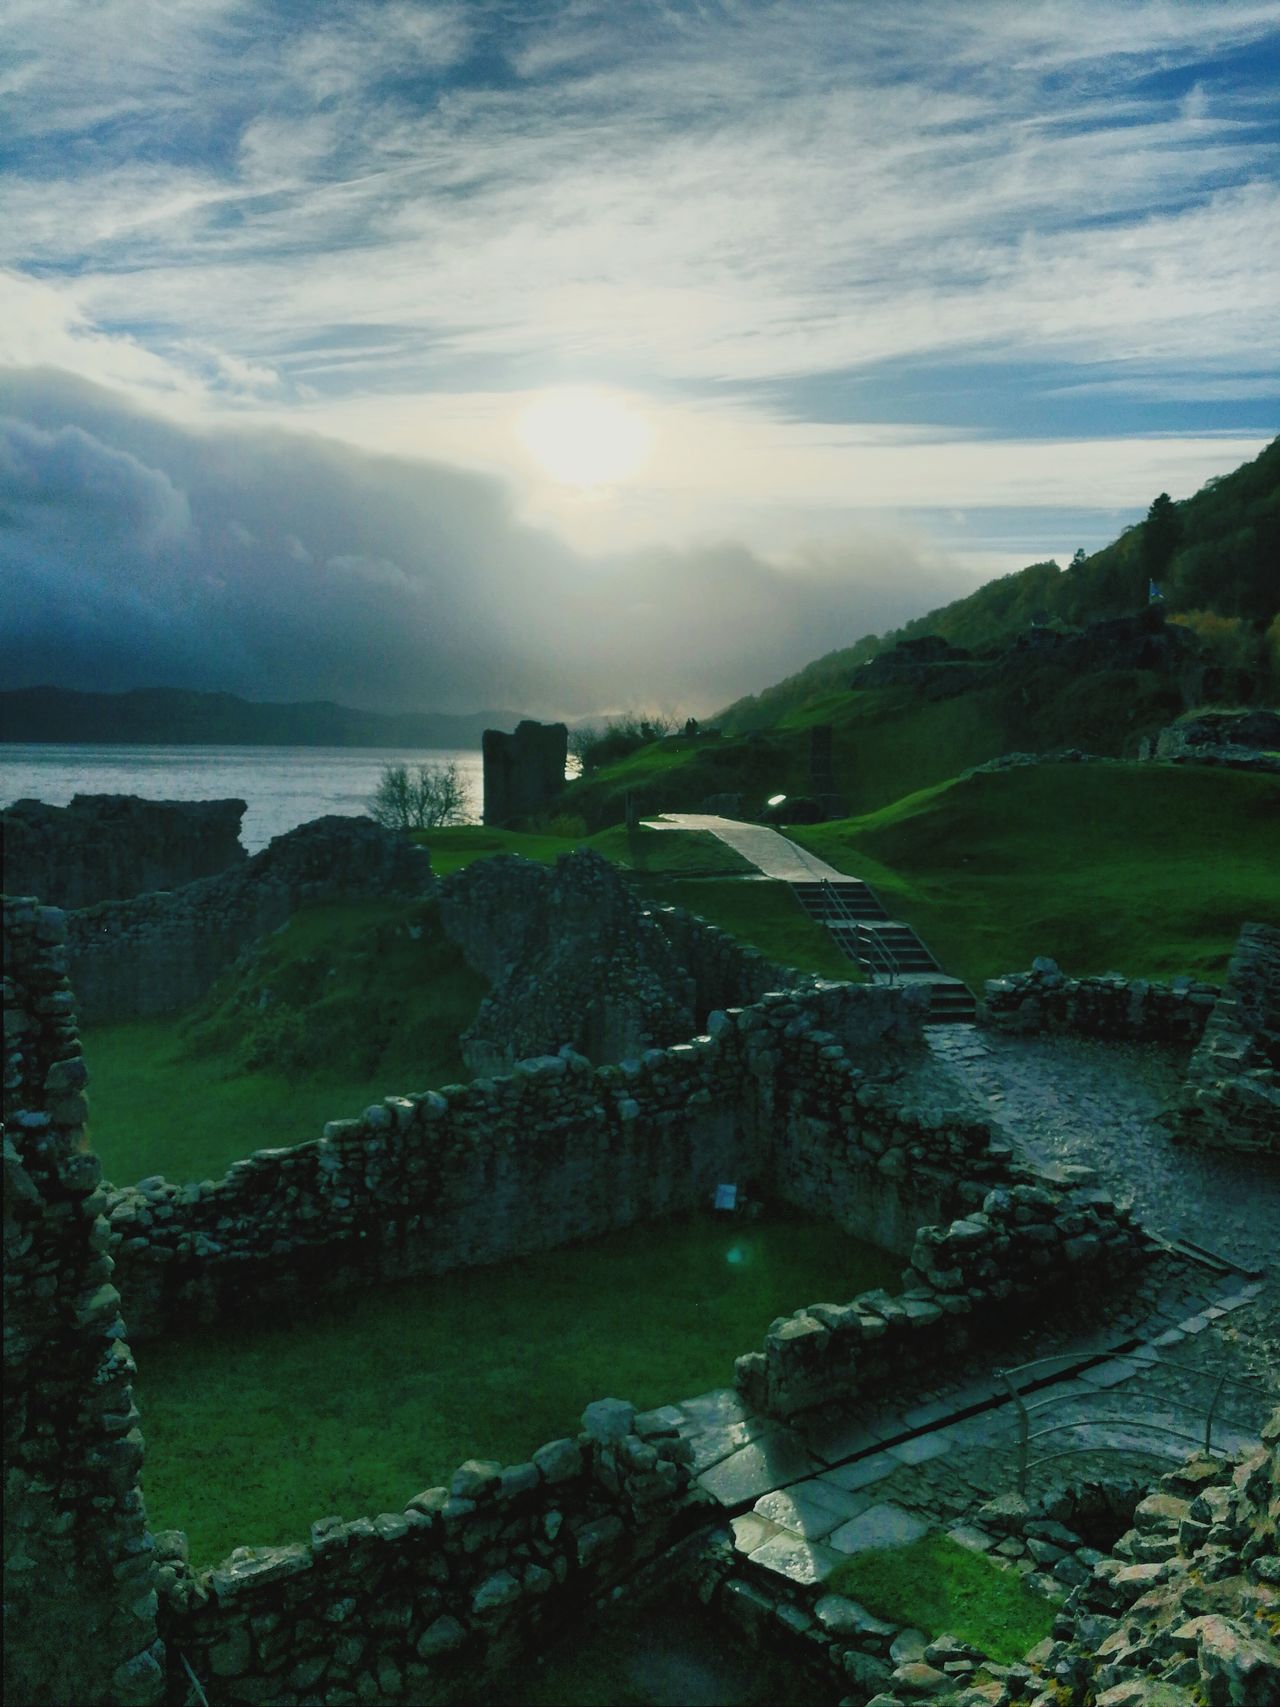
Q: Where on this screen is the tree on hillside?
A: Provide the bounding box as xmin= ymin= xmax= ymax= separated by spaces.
xmin=571 ymin=710 xmax=681 ymax=773
xmin=368 ymin=761 xmax=467 ymax=829
xmin=1142 ymin=492 xmax=1183 ymax=585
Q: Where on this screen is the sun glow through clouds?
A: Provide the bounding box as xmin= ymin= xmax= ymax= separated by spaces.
xmin=517 ymin=387 xmax=654 ymax=488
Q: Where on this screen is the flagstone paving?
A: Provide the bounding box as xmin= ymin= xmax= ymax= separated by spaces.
xmin=662 ymin=1268 xmax=1271 ymax=1588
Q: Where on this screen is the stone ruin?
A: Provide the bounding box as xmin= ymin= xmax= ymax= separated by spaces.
xmin=1 ymin=794 xmax=247 ymax=910
xmin=1140 ymin=708 xmax=1280 ymax=775
xmin=1173 ymin=922 xmax=1280 ymax=1156
xmin=481 ymin=718 xmax=567 ymax=827
xmin=4 ymin=799 xmax=1276 ymax=1703
xmin=443 ymin=849 xmax=698 ymax=1072
xmin=64 ymin=815 xmax=432 ymax=1024
xmin=4 ymin=900 xmax=163 ymax=1706
xmin=983 ymin=930 xmax=1280 ymax=1158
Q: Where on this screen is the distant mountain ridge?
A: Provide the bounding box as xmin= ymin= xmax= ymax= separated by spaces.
xmin=0 ymin=687 xmax=525 ymax=749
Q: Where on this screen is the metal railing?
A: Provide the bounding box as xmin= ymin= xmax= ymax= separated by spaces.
xmin=996 ymin=1347 xmax=1269 ymax=1495
xmin=818 ymin=880 xmax=898 ymax=984
xmin=179 ymin=1654 xmax=211 ymax=1707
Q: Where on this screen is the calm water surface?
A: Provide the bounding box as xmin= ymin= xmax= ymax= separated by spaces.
xmin=0 ymin=743 xmax=484 ymax=853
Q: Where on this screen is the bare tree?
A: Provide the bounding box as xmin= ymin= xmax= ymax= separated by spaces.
xmin=369 ymin=761 xmax=468 ymax=829
xmin=571 ymin=709 xmax=682 ymax=774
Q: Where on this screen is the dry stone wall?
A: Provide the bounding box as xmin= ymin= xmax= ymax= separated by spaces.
xmin=65 ymin=816 xmax=433 ymax=1024
xmin=157 ymin=1399 xmax=701 ymax=1707
xmin=1007 ymin=1411 xmax=1280 ymax=1707
xmin=3 ymin=899 xmax=163 ymax=1707
xmin=982 ymin=957 xmax=1218 ymax=1044
xmin=2 ymin=793 xmax=246 ymax=910
xmin=1174 ymin=922 xmax=1280 ymax=1155
xmin=443 ymin=852 xmax=698 ymax=1071
xmin=104 ymin=982 xmax=942 ymax=1344
xmin=735 ymin=1174 xmax=1147 ymax=1418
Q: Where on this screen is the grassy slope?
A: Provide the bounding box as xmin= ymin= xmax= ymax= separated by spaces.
xmin=413 ymin=822 xmax=752 ymax=877
xmin=136 ymin=1207 xmax=902 ymax=1565
xmin=790 ymin=763 xmax=1280 ymax=988
xmin=557 ymin=662 xmax=1193 ymax=830
xmin=85 ymin=899 xmax=487 ymax=1185
xmin=637 ymin=876 xmax=861 ymax=982
xmin=829 ymin=1533 xmax=1056 ymax=1664
xmin=416 ymin=823 xmax=853 ymax=977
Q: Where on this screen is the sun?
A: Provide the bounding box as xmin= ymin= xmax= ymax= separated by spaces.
xmin=517 ymin=386 xmax=653 ymax=488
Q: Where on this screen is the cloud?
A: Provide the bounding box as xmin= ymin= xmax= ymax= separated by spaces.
xmin=3 ymin=2 xmax=1277 ymax=413
xmin=0 ymin=367 xmax=982 ymax=716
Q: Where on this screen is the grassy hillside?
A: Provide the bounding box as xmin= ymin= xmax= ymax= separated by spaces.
xmin=560 ymin=660 xmax=1193 ymax=830
xmin=414 ymin=822 xmax=753 ymax=877
xmin=789 ymin=763 xmax=1280 ymax=988
xmin=718 ymin=436 xmax=1279 ymax=735
xmin=416 ymin=823 xmax=855 ymax=977
xmin=85 ymin=898 xmax=488 ymax=1184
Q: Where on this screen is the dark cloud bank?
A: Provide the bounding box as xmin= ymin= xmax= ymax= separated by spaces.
xmin=1 ymin=369 xmax=968 ymax=718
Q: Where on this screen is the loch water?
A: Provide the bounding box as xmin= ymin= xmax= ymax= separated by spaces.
xmin=0 ymin=743 xmax=485 ymax=854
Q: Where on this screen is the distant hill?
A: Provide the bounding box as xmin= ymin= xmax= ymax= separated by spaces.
xmin=0 ymin=687 xmax=525 ymax=749
xmin=560 ymin=438 xmax=1279 ymax=830
xmin=718 ymin=435 xmax=1279 ymax=734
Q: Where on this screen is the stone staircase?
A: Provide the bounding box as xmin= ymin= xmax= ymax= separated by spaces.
xmin=791 ymin=878 xmax=975 ymax=1022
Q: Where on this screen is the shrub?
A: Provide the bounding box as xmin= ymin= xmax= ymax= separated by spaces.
xmin=572 ymin=711 xmax=681 ymax=773
xmin=368 ymin=761 xmax=467 ymax=829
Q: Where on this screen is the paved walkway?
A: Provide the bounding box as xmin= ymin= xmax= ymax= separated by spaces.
xmin=646 ymin=814 xmax=848 ymax=883
xmin=651 ymin=1267 xmax=1271 ymax=1591
xmin=925 ymin=1026 xmax=1280 ymax=1273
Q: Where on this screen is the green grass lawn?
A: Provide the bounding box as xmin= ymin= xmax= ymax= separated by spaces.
xmin=635 ymin=875 xmax=862 ymax=981
xmin=135 ymin=1206 xmax=902 ymax=1566
xmin=412 ymin=824 xmax=581 ymax=875
xmin=84 ymin=899 xmax=487 ymax=1185
xmin=828 ymin=1533 xmax=1057 ymax=1665
xmin=790 ymin=763 xmax=1280 ymax=988
xmin=413 ymin=822 xmax=752 ymax=878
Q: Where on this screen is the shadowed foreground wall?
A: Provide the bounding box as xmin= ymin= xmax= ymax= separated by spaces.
xmin=3 ymin=898 xmax=163 ymax=1706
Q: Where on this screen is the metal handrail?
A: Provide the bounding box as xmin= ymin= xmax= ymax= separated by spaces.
xmin=997 ymin=1356 xmax=1265 ymax=1495
xmin=180 ymin=1654 xmax=211 ymax=1707
xmin=819 ymin=880 xmax=897 ymax=984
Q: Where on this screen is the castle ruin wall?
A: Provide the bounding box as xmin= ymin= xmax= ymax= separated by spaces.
xmin=3 ymin=899 xmax=163 ymax=1707
xmin=103 ymin=982 xmax=956 ymax=1345
xmin=2 ymin=793 xmax=247 ymax=910
xmin=65 ymin=816 xmax=433 ymax=1025
xmin=156 ymin=1404 xmax=699 ymax=1706
xmin=1173 ymin=921 xmax=1280 ymax=1155
xmin=982 ymin=958 xmax=1218 ymax=1044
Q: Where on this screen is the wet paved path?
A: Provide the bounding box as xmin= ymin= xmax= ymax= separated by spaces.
xmin=645 ymin=814 xmax=848 ymax=883
xmin=925 ymin=1025 xmax=1280 ymax=1272
xmin=655 ymin=1270 xmax=1271 ymax=1590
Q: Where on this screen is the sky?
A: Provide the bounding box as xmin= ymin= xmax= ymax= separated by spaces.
xmin=2 ymin=0 xmax=1278 ymax=718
